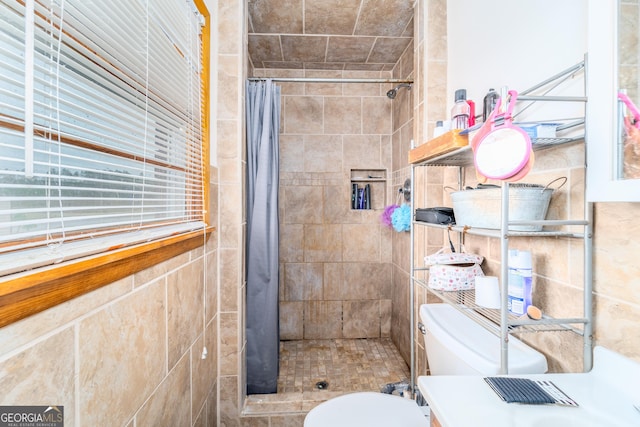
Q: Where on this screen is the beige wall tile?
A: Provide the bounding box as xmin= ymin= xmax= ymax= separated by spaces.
xmin=304 ymin=224 xmax=343 ymax=262
xmin=218 ymin=119 xmax=241 ymax=159
xmin=322 ymin=262 xmax=344 ymax=297
xmin=280 ymin=134 xmax=305 ymax=173
xmin=304 ymin=70 xmax=343 ymax=96
xmin=218 ymin=55 xmax=241 ymax=120
xmin=281 ymin=35 xmax=328 ymax=63
xmin=284 ymin=263 xmax=323 ymax=301
xmin=343 ymin=300 xmax=381 ymax=338
xmin=167 ymin=260 xmax=205 ymax=369
xmin=304 ymin=0 xmax=360 ymax=34
xmin=426 ymin=0 xmax=448 ymax=61
xmin=0 ymin=328 xmax=75 ymax=425
xmin=191 ymin=332 xmax=214 ymax=420
xmin=304 ymin=301 xmax=343 ymax=339
xmin=322 ymin=184 xmax=352 ymax=224
xmin=593 ymin=295 xmax=640 ymax=359
xmin=328 ymin=262 xmax=391 ymax=300
xmin=363 ymin=98 xmax=392 ymax=134
xmin=248 ymin=0 xmax=302 ymax=34
xmin=280 ymin=301 xmax=304 ymax=340
xmin=324 ymin=97 xmax=362 ymax=134
xmin=136 ymin=352 xmax=191 ymax=426
xmin=206 ymin=249 xmax=219 ymax=323
xmin=380 ymin=299 xmax=392 ymax=337
xmin=282 ymin=185 xmax=324 ymax=224
xmin=206 ymin=345 xmax=219 ymax=426
xmin=343 ymin=135 xmax=383 ymax=169
xmin=342 ymin=223 xmax=381 ymax=262
xmin=79 ymin=282 xmax=166 ymax=425
xmin=304 ymin=135 xmax=343 ymax=172
xmin=219 ymin=375 xmax=240 ymax=426
xmin=284 ymin=96 xmax=324 ymax=134
xmin=594 ymin=202 xmax=640 ymax=305
xmin=220 ymin=312 xmax=239 ymax=376
xmin=219 ymin=183 xmax=242 ymax=252
xmin=218 ymin=0 xmax=242 ymax=54
xmin=392 ymin=88 xmax=413 ymax=131
xmin=343 ymin=71 xmax=385 ymax=97
xmin=280 ymin=224 xmax=305 ymax=262
xmin=220 ymin=248 xmax=240 ymax=312
xmin=219 ymin=156 xmax=242 ymax=187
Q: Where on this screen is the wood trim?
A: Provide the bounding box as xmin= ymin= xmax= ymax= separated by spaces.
xmin=408 ymin=130 xmax=469 ymax=164
xmin=0 ymin=227 xmax=214 ymax=329
xmin=196 ymin=0 xmax=211 ymax=225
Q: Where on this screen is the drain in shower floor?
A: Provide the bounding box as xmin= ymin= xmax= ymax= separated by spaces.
xmin=315 ymin=380 xmax=329 ymax=390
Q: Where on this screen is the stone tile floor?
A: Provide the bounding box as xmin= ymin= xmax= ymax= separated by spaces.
xmin=278 ymin=338 xmax=410 ymax=393
xmin=243 ymin=338 xmax=410 ymax=417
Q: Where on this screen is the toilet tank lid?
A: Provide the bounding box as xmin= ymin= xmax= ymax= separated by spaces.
xmin=419 ymin=304 xmax=548 ymax=375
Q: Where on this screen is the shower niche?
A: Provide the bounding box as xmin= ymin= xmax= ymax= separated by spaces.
xmin=350 ymin=169 xmax=386 ymax=210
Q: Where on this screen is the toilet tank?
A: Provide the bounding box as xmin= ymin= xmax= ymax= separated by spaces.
xmin=419 ymin=304 xmax=548 ymax=375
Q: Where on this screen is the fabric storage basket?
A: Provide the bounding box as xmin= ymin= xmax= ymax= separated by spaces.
xmin=450 ymin=178 xmax=565 ymax=232
xmin=425 ymin=246 xmax=484 ymax=291
xmin=428 ymin=264 xmax=484 ymax=291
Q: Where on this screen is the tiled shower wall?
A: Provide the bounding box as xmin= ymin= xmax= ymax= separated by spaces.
xmin=389 ymin=27 xmax=415 ymax=365
xmin=250 ymin=68 xmax=396 ymax=341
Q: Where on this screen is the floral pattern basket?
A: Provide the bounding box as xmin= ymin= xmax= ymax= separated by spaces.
xmin=425 ymin=246 xmax=484 ymax=291
xmin=428 ymin=263 xmax=484 ymax=291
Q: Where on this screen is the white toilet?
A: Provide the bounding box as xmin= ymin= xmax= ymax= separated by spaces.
xmin=304 ymin=303 xmax=548 ymax=426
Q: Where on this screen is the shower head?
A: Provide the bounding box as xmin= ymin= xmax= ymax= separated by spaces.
xmin=386 ymin=83 xmax=412 ymax=99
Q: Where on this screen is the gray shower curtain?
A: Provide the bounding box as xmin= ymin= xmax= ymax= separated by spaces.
xmin=245 ymin=79 xmax=281 ymax=394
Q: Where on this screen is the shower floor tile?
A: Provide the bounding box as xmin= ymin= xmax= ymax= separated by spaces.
xmin=277 ymin=338 xmax=410 ymax=394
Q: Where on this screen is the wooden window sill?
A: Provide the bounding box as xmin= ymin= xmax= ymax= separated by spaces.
xmin=0 ymin=227 xmax=214 ymax=329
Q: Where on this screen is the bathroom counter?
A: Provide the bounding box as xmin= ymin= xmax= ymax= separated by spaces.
xmin=417 ymin=346 xmax=640 ymax=427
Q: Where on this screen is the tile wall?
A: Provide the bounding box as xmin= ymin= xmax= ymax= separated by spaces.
xmin=215 ymin=0 xmax=247 ymax=424
xmin=388 ymin=21 xmax=416 ymax=365
xmin=0 ymin=170 xmax=220 ymax=426
xmin=249 ymin=68 xmax=396 ymax=342
xmin=411 ymin=0 xmax=450 ymax=379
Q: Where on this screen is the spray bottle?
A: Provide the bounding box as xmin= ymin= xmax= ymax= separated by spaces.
xmin=507 ymin=250 xmax=533 ymax=316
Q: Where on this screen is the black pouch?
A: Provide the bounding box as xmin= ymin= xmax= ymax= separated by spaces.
xmin=415 ymin=207 xmax=455 ymax=224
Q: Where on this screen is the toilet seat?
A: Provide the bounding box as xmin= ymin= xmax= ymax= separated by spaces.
xmin=304 ymin=392 xmax=426 ymax=427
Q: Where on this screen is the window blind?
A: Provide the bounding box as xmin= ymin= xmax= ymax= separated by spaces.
xmin=0 ymin=0 xmax=207 ymax=275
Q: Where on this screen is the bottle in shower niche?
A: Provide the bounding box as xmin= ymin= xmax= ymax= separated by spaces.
xmin=450 ymin=89 xmax=470 ymax=130
xmin=507 ymin=250 xmax=533 ymax=316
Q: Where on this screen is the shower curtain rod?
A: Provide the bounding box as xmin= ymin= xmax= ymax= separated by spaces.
xmin=247 ymin=77 xmax=414 ymax=84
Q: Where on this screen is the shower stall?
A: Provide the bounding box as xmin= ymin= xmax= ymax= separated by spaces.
xmin=245 ymin=75 xmax=415 ymax=407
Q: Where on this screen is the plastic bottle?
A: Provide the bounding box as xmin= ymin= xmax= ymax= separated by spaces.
xmin=507 ymin=250 xmax=533 ymax=316
xmin=482 ymin=88 xmax=499 ymax=122
xmin=433 ymin=120 xmax=445 ymax=138
xmin=450 ymin=89 xmax=470 ymax=130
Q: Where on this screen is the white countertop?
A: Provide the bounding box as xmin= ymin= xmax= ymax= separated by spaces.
xmin=417 ymin=347 xmax=640 ymax=427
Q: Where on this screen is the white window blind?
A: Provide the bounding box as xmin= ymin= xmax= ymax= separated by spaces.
xmin=0 ymin=0 xmax=207 ymax=275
